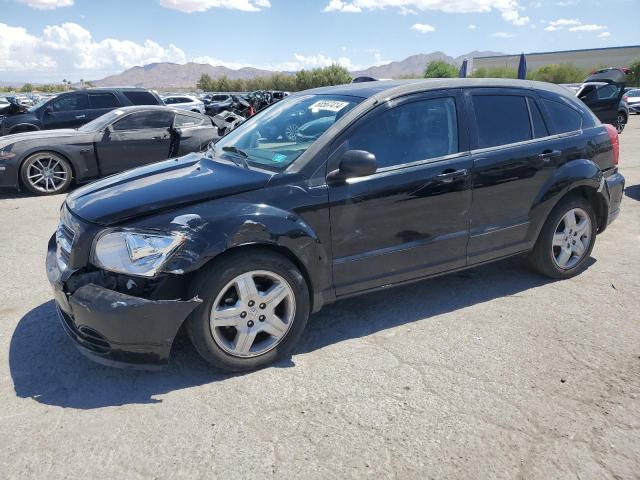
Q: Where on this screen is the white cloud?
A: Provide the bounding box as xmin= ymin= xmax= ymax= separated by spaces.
xmin=598 ymin=31 xmax=611 ymax=39
xmin=411 ymin=23 xmax=435 ymax=33
xmin=568 ymin=24 xmax=606 ymax=31
xmin=548 ymin=18 xmax=580 ymax=27
xmin=468 ymin=24 xmax=477 ymax=29
xmin=323 ymin=0 xmax=529 ymax=26
xmin=491 ymin=31 xmax=515 ymax=38
xmin=18 ymin=0 xmax=73 ymax=9
xmin=159 ymin=0 xmax=270 ymax=13
xmin=0 ymin=22 xmax=186 ymax=77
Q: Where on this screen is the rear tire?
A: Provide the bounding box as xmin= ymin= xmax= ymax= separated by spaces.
xmin=186 ymin=250 xmax=310 ymax=372
xmin=528 ymin=195 xmax=596 ymax=279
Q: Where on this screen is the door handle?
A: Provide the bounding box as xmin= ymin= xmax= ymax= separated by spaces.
xmin=538 ymin=150 xmax=561 ymax=162
xmin=75 ymin=114 xmax=86 ymax=119
xmin=435 ymin=168 xmax=468 ymax=183
xmin=152 ymin=135 xmax=166 ymax=140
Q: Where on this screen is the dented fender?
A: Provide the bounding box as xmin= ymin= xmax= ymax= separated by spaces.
xmin=129 ymin=196 xmax=333 ymax=310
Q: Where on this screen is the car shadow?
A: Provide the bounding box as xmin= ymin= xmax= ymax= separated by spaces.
xmin=10 ymin=256 xmax=579 ymax=410
xmin=624 ymin=184 xmax=640 ymax=202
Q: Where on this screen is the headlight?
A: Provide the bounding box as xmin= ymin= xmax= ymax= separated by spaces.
xmin=0 ymin=149 xmax=16 ymax=160
xmin=92 ymin=230 xmax=185 ymax=277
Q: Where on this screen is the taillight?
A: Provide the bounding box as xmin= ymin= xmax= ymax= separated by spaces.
xmin=604 ymin=123 xmax=619 ymax=165
xmin=622 ymin=95 xmax=628 ymax=103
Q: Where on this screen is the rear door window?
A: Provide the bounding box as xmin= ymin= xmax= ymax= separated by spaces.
xmin=543 ymin=99 xmax=583 ymax=134
xmin=113 ymin=111 xmax=173 ymax=130
xmin=346 ymin=96 xmax=459 ymax=169
xmin=527 ymin=97 xmax=549 ymax=138
xmin=123 ymin=91 xmax=159 ymax=106
xmin=52 ymin=94 xmax=89 ymax=112
xmin=472 ymin=95 xmax=531 ymax=148
xmin=89 ymin=93 xmax=121 ymax=109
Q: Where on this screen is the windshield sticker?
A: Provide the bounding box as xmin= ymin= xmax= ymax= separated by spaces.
xmin=308 ymin=100 xmax=349 ymax=113
xmin=272 ymin=154 xmax=288 ymax=163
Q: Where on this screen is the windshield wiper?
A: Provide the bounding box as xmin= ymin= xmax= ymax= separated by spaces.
xmin=221 ymin=146 xmax=250 ymax=169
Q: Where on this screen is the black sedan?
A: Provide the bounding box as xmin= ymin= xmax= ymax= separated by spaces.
xmin=0 ymin=106 xmax=218 ymax=195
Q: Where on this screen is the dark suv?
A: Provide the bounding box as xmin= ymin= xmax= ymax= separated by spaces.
xmin=46 ymin=79 xmax=624 ymax=372
xmin=0 ymin=88 xmax=163 ymax=136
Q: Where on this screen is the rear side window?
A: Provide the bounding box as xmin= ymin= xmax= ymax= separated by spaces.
xmin=174 ymin=114 xmax=202 ymax=127
xmin=113 ymin=111 xmax=173 ymax=130
xmin=472 ymin=95 xmax=531 ymax=148
xmin=52 ymin=94 xmax=89 ymax=112
xmin=89 ymin=93 xmax=120 ymax=109
xmin=123 ymin=91 xmax=159 ymax=106
xmin=543 ymin=99 xmax=582 ymax=134
xmin=347 ymin=97 xmax=459 ymax=169
xmin=527 ymin=98 xmax=549 ymax=138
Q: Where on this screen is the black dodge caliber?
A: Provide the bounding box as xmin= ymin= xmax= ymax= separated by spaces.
xmin=46 ymin=79 xmax=625 ymax=371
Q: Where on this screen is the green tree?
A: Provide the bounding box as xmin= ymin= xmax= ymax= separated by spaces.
xmin=20 ymin=83 xmax=34 ymax=93
xmin=627 ymin=58 xmax=640 ymax=87
xmin=530 ymin=64 xmax=587 ymax=84
xmin=423 ymin=60 xmax=458 ymax=79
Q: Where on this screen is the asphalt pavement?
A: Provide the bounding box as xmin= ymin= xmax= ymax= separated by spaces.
xmin=1 ymin=117 xmax=639 ymax=479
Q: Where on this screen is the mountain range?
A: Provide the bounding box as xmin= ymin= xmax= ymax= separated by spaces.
xmin=90 ymin=50 xmax=504 ymax=89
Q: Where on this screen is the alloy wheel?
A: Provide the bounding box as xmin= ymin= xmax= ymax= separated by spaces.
xmin=284 ymin=123 xmax=300 ymax=142
xmin=26 ymin=154 xmax=69 ymax=194
xmin=210 ymin=270 xmax=296 ymax=358
xmin=552 ymin=207 xmax=592 ymax=270
xmin=617 ymin=114 xmax=626 ymax=134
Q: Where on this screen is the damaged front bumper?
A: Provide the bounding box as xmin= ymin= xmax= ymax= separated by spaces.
xmin=46 ymin=235 xmax=201 ymax=369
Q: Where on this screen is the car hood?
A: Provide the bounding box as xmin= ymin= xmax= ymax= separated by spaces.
xmin=66 ymin=152 xmax=272 ymax=226
xmin=0 ymin=128 xmax=86 ymax=149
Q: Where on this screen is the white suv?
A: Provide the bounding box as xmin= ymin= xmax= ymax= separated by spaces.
xmin=162 ymin=95 xmax=205 ymax=113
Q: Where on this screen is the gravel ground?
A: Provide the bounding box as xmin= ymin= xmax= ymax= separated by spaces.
xmin=1 ymin=117 xmax=639 ymax=479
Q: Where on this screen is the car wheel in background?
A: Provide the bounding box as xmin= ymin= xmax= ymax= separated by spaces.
xmin=528 ymin=195 xmax=597 ymax=279
xmin=616 ymin=112 xmax=627 ymax=133
xmin=186 ymin=249 xmax=310 ymax=372
xmin=284 ymin=122 xmax=300 ymax=142
xmin=20 ymin=151 xmax=73 ymax=195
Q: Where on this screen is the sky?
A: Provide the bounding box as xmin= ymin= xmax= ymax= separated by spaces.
xmin=0 ymin=0 xmax=637 ymax=83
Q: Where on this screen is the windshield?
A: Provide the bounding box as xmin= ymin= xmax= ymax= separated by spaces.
xmin=28 ymin=98 xmax=51 ymax=112
xmin=78 ymin=109 xmax=127 ymax=132
xmin=211 ymin=94 xmax=361 ymax=171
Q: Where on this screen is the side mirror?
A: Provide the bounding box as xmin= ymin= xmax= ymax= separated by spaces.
xmin=327 ymin=150 xmax=377 ymax=183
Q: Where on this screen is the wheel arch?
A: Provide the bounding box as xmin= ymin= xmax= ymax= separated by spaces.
xmin=19 ymin=149 xmax=77 ymax=189
xmin=529 ymin=158 xmax=605 ymax=242
xmin=8 ymin=123 xmax=40 ymax=134
xmin=200 ymin=243 xmax=316 ymax=310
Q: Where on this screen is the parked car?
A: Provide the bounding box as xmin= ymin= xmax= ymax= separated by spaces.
xmin=0 ymin=106 xmax=217 ymax=195
xmin=0 ymin=87 xmax=163 ymax=136
xmin=625 ymin=88 xmax=640 ymax=115
xmin=162 ymin=95 xmax=205 ymax=113
xmin=204 ymin=94 xmax=234 ymax=116
xmin=574 ymin=69 xmax=626 ymax=133
xmin=46 ymin=79 xmax=624 ymax=372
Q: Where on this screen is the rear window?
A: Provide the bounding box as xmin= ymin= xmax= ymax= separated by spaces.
xmin=543 ymin=99 xmax=583 ymax=134
xmin=174 ymin=114 xmax=202 ymax=127
xmin=472 ymin=95 xmax=531 ymax=148
xmin=123 ymin=91 xmax=159 ymax=106
xmin=89 ymin=93 xmax=120 ymax=109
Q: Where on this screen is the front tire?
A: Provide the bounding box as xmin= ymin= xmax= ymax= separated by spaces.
xmin=186 ymin=250 xmax=310 ymax=372
xmin=617 ymin=112 xmax=627 ymax=134
xmin=528 ymin=195 xmax=596 ymax=279
xmin=20 ymin=152 xmax=73 ymax=195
